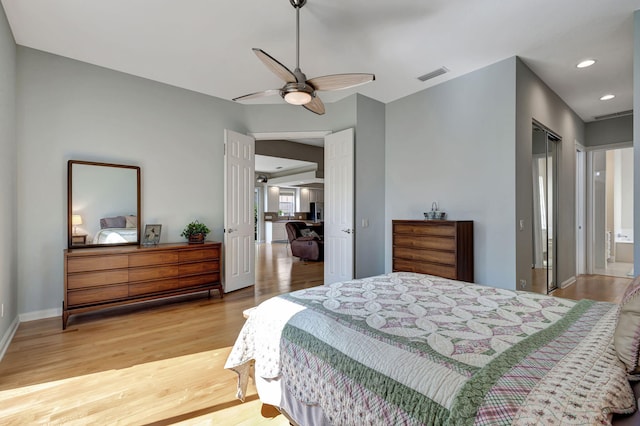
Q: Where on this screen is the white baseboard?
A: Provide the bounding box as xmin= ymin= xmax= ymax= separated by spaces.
xmin=0 ymin=316 xmax=19 ymax=362
xmin=560 ymin=276 xmax=576 ymax=289
xmin=19 ymin=307 xmax=61 ymax=323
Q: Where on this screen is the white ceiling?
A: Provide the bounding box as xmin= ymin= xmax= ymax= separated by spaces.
xmin=255 ymin=154 xmax=316 ymax=173
xmin=2 ymin=0 xmax=640 ymax=122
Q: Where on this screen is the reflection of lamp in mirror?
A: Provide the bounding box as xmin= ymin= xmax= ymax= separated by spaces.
xmin=71 ymin=214 xmax=83 ymax=235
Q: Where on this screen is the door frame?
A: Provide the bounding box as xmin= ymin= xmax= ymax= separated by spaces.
xmin=585 ymin=141 xmax=634 ymax=275
xmin=576 ymin=142 xmax=586 ymax=276
xmin=250 ymin=130 xmax=357 ymax=281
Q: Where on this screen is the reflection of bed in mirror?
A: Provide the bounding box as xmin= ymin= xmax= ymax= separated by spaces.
xmin=91 ymin=214 xmax=138 ymax=244
xmin=93 ymin=228 xmax=138 ymax=244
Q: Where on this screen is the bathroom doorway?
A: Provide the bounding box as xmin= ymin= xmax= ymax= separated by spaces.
xmin=589 ymin=146 xmax=634 ymax=278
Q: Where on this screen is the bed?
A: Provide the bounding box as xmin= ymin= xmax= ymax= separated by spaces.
xmin=226 ymin=272 xmax=640 ymax=425
xmin=92 ymin=227 xmax=138 ymax=244
xmin=91 ymin=215 xmax=138 ymax=244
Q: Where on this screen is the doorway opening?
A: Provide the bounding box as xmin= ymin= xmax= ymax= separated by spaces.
xmin=252 ymin=131 xmax=328 ymax=287
xmin=589 ymin=146 xmax=634 ymax=278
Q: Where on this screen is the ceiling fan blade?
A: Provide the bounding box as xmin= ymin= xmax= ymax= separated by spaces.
xmin=253 ymin=48 xmax=297 ymax=83
xmin=232 ymin=89 xmax=280 ymax=102
xmin=307 ymin=73 xmax=375 ymax=91
xmin=303 ymin=95 xmax=325 ymax=115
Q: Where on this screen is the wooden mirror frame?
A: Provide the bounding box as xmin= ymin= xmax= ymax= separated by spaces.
xmin=67 ymin=160 xmax=141 ymax=248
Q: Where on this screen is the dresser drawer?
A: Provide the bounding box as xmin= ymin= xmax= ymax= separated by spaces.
xmin=129 ymin=278 xmax=183 ymax=297
xmin=179 ymin=246 xmax=219 ymax=262
xmin=129 ymin=265 xmax=179 ymax=282
xmin=393 ymin=234 xmax=456 ymax=251
xmin=179 ymin=260 xmax=220 ymax=276
xmin=180 ymin=273 xmax=220 ymax=287
xmin=129 ymin=252 xmax=179 ymax=267
xmin=67 ymin=255 xmax=128 ymax=273
xmin=393 ymin=259 xmax=457 ymax=280
xmin=67 ymin=285 xmax=129 ymax=306
xmin=393 ymin=247 xmax=455 ymax=265
xmin=67 ymin=269 xmax=129 ymax=289
xmin=393 ymin=222 xmax=455 ymax=237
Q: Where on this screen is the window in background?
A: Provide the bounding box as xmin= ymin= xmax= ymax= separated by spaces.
xmin=279 ymin=190 xmax=295 ymax=216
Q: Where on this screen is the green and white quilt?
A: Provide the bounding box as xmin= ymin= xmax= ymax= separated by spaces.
xmin=226 ymin=272 xmax=635 ymax=425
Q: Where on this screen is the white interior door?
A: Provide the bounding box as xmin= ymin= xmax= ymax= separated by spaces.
xmin=224 ymin=129 xmax=255 ymax=292
xmin=324 ymin=128 xmax=354 ymax=284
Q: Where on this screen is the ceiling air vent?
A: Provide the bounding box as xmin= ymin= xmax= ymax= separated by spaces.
xmin=418 ymin=67 xmax=449 ymax=82
xmin=593 ymin=110 xmax=633 ymax=121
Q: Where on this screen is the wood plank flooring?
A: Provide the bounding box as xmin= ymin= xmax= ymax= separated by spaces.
xmin=551 ymin=274 xmax=632 ymax=303
xmin=0 ymin=243 xmax=631 ymax=425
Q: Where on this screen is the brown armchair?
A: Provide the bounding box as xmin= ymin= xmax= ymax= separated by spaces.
xmin=285 ymin=221 xmax=324 ymax=261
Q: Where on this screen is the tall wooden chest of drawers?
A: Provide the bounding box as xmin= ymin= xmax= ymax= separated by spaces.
xmin=63 ymin=242 xmax=222 ymax=328
xmin=392 ymin=220 xmax=473 ymax=282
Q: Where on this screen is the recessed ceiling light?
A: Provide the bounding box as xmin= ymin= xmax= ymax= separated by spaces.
xmin=600 ymin=94 xmax=615 ymax=101
xmin=576 ymin=59 xmax=596 ymax=68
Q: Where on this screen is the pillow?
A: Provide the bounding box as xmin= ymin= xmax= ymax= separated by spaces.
xmin=614 ymin=275 xmax=640 ymax=373
xmin=300 ymin=228 xmax=312 ymax=237
xmin=125 ymin=215 xmax=137 ymax=228
xmin=100 ymin=215 xmax=126 ymax=229
xmin=308 ymin=230 xmax=320 ymax=239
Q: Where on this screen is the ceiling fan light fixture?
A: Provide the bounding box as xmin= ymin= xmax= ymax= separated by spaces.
xmin=284 ymin=90 xmax=312 ymax=105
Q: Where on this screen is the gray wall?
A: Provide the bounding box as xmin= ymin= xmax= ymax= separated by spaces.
xmin=385 ymin=58 xmax=517 ymax=289
xmin=13 ymin=46 xmax=387 ymax=317
xmin=355 ymin=95 xmax=386 ymax=278
xmin=586 ymin=115 xmax=633 ymax=147
xmin=4 ymin=22 xmax=616 ymax=323
xmin=16 ymin=47 xmax=245 ymax=316
xmin=0 ymin=3 xmax=17 ymax=347
xmin=515 ymin=58 xmax=585 ymax=291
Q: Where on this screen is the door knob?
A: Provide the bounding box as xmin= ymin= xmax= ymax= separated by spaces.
xmin=341 ymin=229 xmax=353 ymax=234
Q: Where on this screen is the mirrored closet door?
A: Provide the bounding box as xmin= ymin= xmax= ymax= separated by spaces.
xmin=532 ymin=123 xmax=560 ymax=293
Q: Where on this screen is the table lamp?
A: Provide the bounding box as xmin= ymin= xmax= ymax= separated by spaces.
xmin=71 ymin=214 xmax=83 ymax=235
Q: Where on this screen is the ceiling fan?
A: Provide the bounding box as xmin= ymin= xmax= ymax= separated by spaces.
xmin=232 ymin=0 xmax=375 ymax=115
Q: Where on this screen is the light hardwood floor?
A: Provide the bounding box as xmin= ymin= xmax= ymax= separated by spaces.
xmin=0 ymin=243 xmax=322 ymax=425
xmin=0 ymin=243 xmax=632 ymax=424
xmin=551 ymin=273 xmax=632 ymax=303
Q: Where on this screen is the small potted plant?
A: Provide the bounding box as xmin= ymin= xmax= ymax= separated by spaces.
xmin=180 ymin=220 xmax=211 ymax=244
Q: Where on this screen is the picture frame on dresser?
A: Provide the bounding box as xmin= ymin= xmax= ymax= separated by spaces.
xmin=142 ymin=224 xmax=162 ymax=246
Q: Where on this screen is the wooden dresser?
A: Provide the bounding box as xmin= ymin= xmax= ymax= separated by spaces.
xmin=63 ymin=242 xmax=222 ymax=328
xmin=392 ymin=220 xmax=473 ymax=282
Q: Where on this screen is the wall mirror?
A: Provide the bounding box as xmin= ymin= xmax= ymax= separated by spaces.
xmin=68 ymin=160 xmax=141 ymax=248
